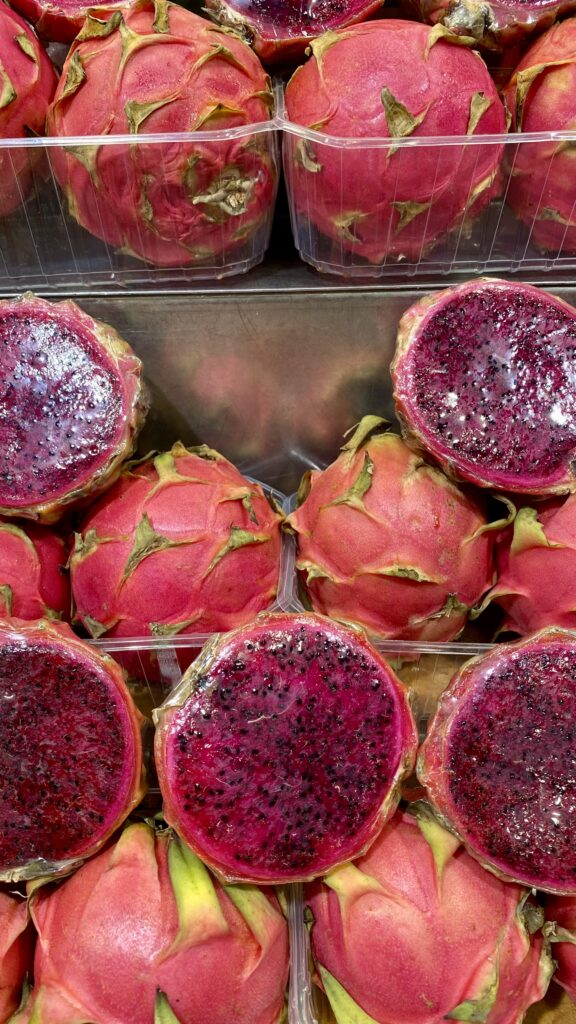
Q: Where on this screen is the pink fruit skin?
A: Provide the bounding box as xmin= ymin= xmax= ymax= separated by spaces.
xmin=0 ymin=4 xmax=56 ymax=219
xmin=284 ymin=21 xmax=505 ymax=265
xmin=307 ymin=809 xmax=552 ymax=1024
xmin=487 ymin=495 xmax=576 ymax=634
xmin=504 ymin=19 xmax=576 ymax=255
xmin=0 ymin=891 xmax=32 ymax=1023
xmin=9 ymin=0 xmax=129 ymax=43
xmin=12 ymin=823 xmax=289 ymax=1024
xmin=287 ymin=421 xmax=497 ymax=642
xmin=404 ymin=0 xmax=576 ymax=51
xmin=46 ymin=1 xmax=277 ymax=269
xmin=0 ymin=519 xmax=69 ymax=621
xmin=546 ymin=895 xmax=576 ymax=1001
xmin=205 ymin=0 xmax=386 ymax=65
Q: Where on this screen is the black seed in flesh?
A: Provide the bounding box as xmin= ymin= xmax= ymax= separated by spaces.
xmin=444 ymin=640 xmax=576 ymax=889
xmin=162 ymin=619 xmax=414 ymax=881
xmin=0 ymin=641 xmax=136 ymax=871
xmin=216 ymin=0 xmax=366 ymax=34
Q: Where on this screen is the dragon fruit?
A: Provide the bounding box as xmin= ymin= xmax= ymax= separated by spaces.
xmin=392 ymin=278 xmax=576 ymax=495
xmin=0 ymin=4 xmax=56 ymax=219
xmin=404 ymin=0 xmax=576 ymax=51
xmin=286 ymin=416 xmax=500 ymax=643
xmin=283 ymin=20 xmax=506 ymax=266
xmin=8 ymin=0 xmax=128 ymax=43
xmin=0 ymin=617 xmax=145 ymax=882
xmin=154 ymin=612 xmax=418 ymax=884
xmin=545 ymin=894 xmax=576 ymax=1001
xmin=0 ymin=293 xmax=146 ymax=523
xmin=12 ymin=821 xmax=289 ymax=1024
xmin=503 ymin=19 xmax=576 ymax=255
xmin=419 ymin=627 xmax=576 ymax=894
xmin=46 ymin=1 xmax=277 ymax=270
xmin=205 ymin=0 xmax=386 ymax=65
xmin=0 ymin=890 xmax=33 ymax=1023
xmin=70 ymin=442 xmax=283 ymax=678
xmin=0 ymin=519 xmax=69 ymax=621
xmin=482 ymin=495 xmax=576 ymax=636
xmin=307 ymin=804 xmax=553 ymax=1024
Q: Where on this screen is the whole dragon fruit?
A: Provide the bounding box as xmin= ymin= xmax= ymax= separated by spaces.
xmin=0 ymin=890 xmax=33 ymax=1023
xmin=307 ymin=805 xmax=553 ymax=1024
xmin=392 ymin=278 xmax=576 ymax=495
xmin=503 ymin=19 xmax=576 ymax=255
xmin=9 ymin=0 xmax=128 ymax=43
xmin=46 ymin=1 xmax=277 ymax=270
xmin=404 ymin=0 xmax=576 ymax=51
xmin=154 ymin=612 xmax=418 ymax=884
xmin=283 ymin=20 xmax=506 ymax=267
xmin=419 ymin=627 xmax=576 ymax=894
xmin=0 ymin=618 xmax=145 ymax=882
xmin=0 ymin=4 xmax=56 ymax=219
xmin=0 ymin=519 xmax=69 ymax=621
xmin=0 ymin=293 xmax=147 ymax=523
xmin=205 ymin=0 xmax=386 ymax=64
xmin=482 ymin=495 xmax=576 ymax=635
xmin=286 ymin=417 xmax=499 ymax=642
xmin=545 ymin=894 xmax=576 ymax=1002
xmin=12 ymin=821 xmax=289 ymax=1024
xmin=70 ymin=442 xmax=283 ymax=677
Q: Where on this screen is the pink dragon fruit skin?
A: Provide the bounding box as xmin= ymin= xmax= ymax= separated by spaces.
xmin=404 ymin=0 xmax=576 ymax=51
xmin=286 ymin=417 xmax=500 ymax=643
xmin=46 ymin=1 xmax=277 ymax=270
xmin=0 ymin=4 xmax=56 ymax=219
xmin=0 ymin=617 xmax=146 ymax=883
xmin=0 ymin=890 xmax=33 ymax=1023
xmin=392 ymin=278 xmax=576 ymax=495
xmin=545 ymin=894 xmax=576 ymax=1001
xmin=503 ymin=19 xmax=576 ymax=255
xmin=8 ymin=0 xmax=129 ymax=43
xmin=70 ymin=442 xmax=284 ymax=681
xmin=419 ymin=627 xmax=576 ymax=894
xmin=205 ymin=0 xmax=386 ymax=65
xmin=284 ymin=21 xmax=506 ymax=266
xmin=12 ymin=822 xmax=289 ymax=1024
xmin=482 ymin=495 xmax=576 ymax=635
xmin=0 ymin=519 xmax=69 ymax=622
xmin=154 ymin=612 xmax=418 ymax=885
xmin=306 ymin=805 xmax=553 ymax=1024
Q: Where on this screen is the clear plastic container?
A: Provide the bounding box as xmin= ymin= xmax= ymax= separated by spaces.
xmin=0 ymin=120 xmax=279 ymax=289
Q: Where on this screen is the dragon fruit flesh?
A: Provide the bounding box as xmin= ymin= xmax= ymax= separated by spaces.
xmin=503 ymin=19 xmax=576 ymax=255
xmin=205 ymin=0 xmax=386 ymax=65
xmin=70 ymin=442 xmax=283 ymax=681
xmin=9 ymin=0 xmax=129 ymax=43
xmin=0 ymin=617 xmax=145 ymax=882
xmin=0 ymin=519 xmax=69 ymax=621
xmin=287 ymin=416 xmax=500 ymax=643
xmin=283 ymin=21 xmax=506 ymax=266
xmin=419 ymin=627 xmax=576 ymax=893
xmin=392 ymin=278 xmax=576 ymax=495
xmin=46 ymin=1 xmax=277 ymax=270
xmin=0 ymin=293 xmax=147 ymax=523
xmin=545 ymin=894 xmax=576 ymax=1001
xmin=154 ymin=612 xmax=418 ymax=884
xmin=12 ymin=821 xmax=289 ymax=1024
xmin=482 ymin=494 xmax=576 ymax=636
xmin=0 ymin=890 xmax=33 ymax=1023
xmin=404 ymin=0 xmax=576 ymax=51
xmin=307 ymin=804 xmax=553 ymax=1024
xmin=0 ymin=4 xmax=56 ymax=219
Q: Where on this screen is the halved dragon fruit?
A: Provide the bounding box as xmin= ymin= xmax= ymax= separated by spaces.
xmin=154 ymin=612 xmax=418 ymax=884
xmin=205 ymin=0 xmax=386 ymax=64
xmin=8 ymin=0 xmax=128 ymax=43
xmin=46 ymin=1 xmax=277 ymax=270
xmin=0 ymin=519 xmax=69 ymax=622
xmin=405 ymin=0 xmax=576 ymax=51
xmin=0 ymin=293 xmax=147 ymax=523
xmin=0 ymin=618 xmax=145 ymax=882
xmin=307 ymin=805 xmax=553 ymax=1023
xmin=419 ymin=627 xmax=576 ymax=894
xmin=0 ymin=889 xmax=33 ymax=1023
xmin=12 ymin=822 xmax=289 ymax=1024
xmin=503 ymin=18 xmax=576 ymax=256
xmin=287 ymin=416 xmax=500 ymax=643
xmin=283 ymin=21 xmax=506 ymax=266
xmin=0 ymin=3 xmax=57 ymax=219
xmin=392 ymin=278 xmax=576 ymax=495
